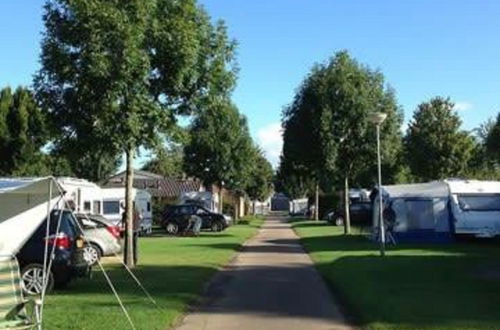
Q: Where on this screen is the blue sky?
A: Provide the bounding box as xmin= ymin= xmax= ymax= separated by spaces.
xmin=1 ymin=1 xmax=500 ymax=166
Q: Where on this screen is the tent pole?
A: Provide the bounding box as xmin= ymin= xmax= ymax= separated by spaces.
xmin=40 ymin=180 xmax=52 ymax=326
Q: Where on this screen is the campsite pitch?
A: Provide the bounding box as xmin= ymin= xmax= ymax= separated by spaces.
xmin=41 ymin=216 xmax=263 ymax=330
xmin=292 ymin=220 xmax=500 ymax=330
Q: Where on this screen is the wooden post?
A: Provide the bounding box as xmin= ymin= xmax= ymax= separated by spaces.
xmin=344 ymin=176 xmax=351 ymax=235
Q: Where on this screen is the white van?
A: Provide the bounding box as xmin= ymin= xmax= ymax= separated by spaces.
xmin=101 ymin=187 xmax=153 ymax=235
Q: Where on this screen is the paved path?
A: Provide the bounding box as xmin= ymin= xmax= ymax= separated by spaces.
xmin=175 ymin=213 xmax=352 ymax=330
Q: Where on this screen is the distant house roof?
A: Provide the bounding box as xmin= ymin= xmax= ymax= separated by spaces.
xmin=103 ymin=170 xmax=202 ymax=198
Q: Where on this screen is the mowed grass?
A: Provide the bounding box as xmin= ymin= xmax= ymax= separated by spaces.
xmin=292 ymin=220 xmax=500 ymax=330
xmin=42 ymin=216 xmax=264 ymax=330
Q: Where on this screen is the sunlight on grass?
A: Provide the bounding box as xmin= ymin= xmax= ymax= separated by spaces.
xmin=43 ymin=216 xmax=264 ymax=330
xmin=293 ymin=220 xmax=500 ymax=330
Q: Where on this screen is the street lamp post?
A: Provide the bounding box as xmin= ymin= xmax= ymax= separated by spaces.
xmin=369 ymin=112 xmax=387 ymax=257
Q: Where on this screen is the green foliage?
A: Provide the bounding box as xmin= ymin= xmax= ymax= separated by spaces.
xmin=0 ymin=86 xmax=50 ymax=176
xmin=183 ymin=101 xmax=254 ymax=192
xmin=35 ymin=0 xmax=237 ymax=182
xmin=486 ymin=113 xmax=500 ymax=164
xmin=246 ymin=148 xmax=274 ymax=201
xmin=279 ymin=51 xmax=404 ymax=197
xmin=405 ymin=97 xmax=475 ymax=181
xmin=142 ymin=144 xmax=185 ymax=178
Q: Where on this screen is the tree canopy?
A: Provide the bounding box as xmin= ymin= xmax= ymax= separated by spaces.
xmin=404 ymin=97 xmax=475 ymax=181
xmin=183 ymin=101 xmax=254 ymax=192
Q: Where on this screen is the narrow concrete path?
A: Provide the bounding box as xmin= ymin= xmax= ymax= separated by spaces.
xmin=175 ymin=213 xmax=352 ymax=330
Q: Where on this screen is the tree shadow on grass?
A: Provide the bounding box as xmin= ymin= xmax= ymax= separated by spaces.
xmin=320 ymin=254 xmax=500 ymax=329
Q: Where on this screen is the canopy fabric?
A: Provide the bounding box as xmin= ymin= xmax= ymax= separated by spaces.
xmin=0 ymin=177 xmax=63 ymax=256
xmin=380 ymin=181 xmax=450 ymax=199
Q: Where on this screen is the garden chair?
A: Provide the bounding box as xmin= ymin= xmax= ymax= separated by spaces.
xmin=0 ymin=256 xmax=41 ymax=330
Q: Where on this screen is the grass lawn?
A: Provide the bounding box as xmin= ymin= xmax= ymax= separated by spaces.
xmin=292 ymin=220 xmax=500 ymax=330
xmin=42 ymin=216 xmax=264 ymax=330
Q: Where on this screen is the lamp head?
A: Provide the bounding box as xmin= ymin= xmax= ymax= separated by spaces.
xmin=369 ymin=112 xmax=387 ymax=125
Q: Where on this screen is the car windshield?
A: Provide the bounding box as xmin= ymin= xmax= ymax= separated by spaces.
xmin=457 ymin=194 xmax=500 ymax=211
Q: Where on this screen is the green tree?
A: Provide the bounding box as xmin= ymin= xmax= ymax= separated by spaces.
xmin=142 ymin=144 xmax=185 ymax=178
xmin=36 ymin=0 xmax=237 ymax=267
xmin=280 ymin=51 xmax=403 ymax=232
xmin=246 ymin=148 xmax=274 ymax=204
xmin=405 ymin=97 xmax=475 ymax=181
xmin=0 ymin=86 xmax=49 ymax=176
xmin=183 ymin=101 xmax=254 ymax=214
xmin=486 ymin=113 xmax=500 ymax=164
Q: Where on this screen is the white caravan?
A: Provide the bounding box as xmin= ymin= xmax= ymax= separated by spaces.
xmin=56 ymin=177 xmax=103 ymax=215
xmin=447 ymin=179 xmax=500 ymax=238
xmin=101 ymin=187 xmax=153 ymax=234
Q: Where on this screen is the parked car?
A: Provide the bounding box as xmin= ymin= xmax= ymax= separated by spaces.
xmin=162 ymin=205 xmax=228 ymax=235
xmin=326 ymin=201 xmax=373 ymax=226
xmin=75 ymin=213 xmax=122 ymax=266
xmin=16 ymin=209 xmax=90 ymax=295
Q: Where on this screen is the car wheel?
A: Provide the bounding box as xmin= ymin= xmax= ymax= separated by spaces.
xmin=211 ymin=221 xmax=220 ymax=232
xmin=335 ymin=216 xmax=344 ymax=226
xmin=83 ymin=244 xmax=102 ymax=266
xmin=166 ymin=222 xmax=179 ymax=235
xmin=21 ymin=264 xmax=53 ymax=296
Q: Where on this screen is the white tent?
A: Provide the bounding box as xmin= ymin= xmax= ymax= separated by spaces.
xmin=0 ymin=177 xmax=63 ymax=256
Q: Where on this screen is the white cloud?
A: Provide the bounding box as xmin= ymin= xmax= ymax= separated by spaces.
xmin=454 ymin=102 xmax=473 ymax=111
xmin=257 ymin=122 xmax=283 ymax=168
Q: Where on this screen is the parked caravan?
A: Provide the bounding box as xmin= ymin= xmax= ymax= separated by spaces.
xmin=101 ymin=188 xmax=153 ymax=235
xmin=447 ymin=180 xmax=500 ymax=238
xmin=56 ymin=177 xmax=103 ymax=215
xmin=373 ymin=181 xmax=453 ymax=243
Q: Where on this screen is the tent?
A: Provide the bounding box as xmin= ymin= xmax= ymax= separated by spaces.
xmin=373 ymin=181 xmax=453 ymax=243
xmin=0 ymin=177 xmax=157 ymax=329
xmin=0 ymin=177 xmax=63 ymax=256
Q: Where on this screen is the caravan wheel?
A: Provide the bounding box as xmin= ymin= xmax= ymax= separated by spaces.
xmin=21 ymin=264 xmax=54 ymax=296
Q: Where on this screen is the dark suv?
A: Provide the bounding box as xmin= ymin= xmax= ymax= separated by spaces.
xmin=162 ymin=205 xmax=227 ymax=235
xmin=326 ymin=200 xmax=373 ymax=226
xmin=17 ymin=210 xmax=90 ymax=295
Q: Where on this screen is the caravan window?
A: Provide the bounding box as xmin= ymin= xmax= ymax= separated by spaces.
xmin=457 ymin=194 xmax=500 ymax=211
xmin=83 ymin=201 xmax=91 ymax=212
xmin=103 ymin=201 xmax=120 ymax=214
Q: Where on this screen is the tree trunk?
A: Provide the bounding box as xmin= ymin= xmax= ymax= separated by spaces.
xmin=234 ymin=198 xmax=238 ymax=223
xmin=219 ymin=185 xmax=224 ymax=213
xmin=344 ymin=176 xmax=351 ymax=235
xmin=314 ymin=183 xmax=319 ymax=221
xmin=124 ymin=147 xmax=135 ymax=268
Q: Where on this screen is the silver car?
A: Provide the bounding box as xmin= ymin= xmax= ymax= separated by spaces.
xmin=76 ymin=214 xmax=122 ymax=265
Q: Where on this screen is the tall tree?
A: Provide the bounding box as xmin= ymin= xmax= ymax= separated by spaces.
xmin=280 ymin=51 xmax=403 ymax=232
xmin=183 ymin=101 xmax=254 ymax=215
xmin=36 ymin=0 xmax=237 ymax=267
xmin=405 ymin=97 xmax=475 ymax=181
xmin=0 ymin=86 xmax=49 ymax=176
xmin=246 ymin=148 xmax=274 ymax=204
